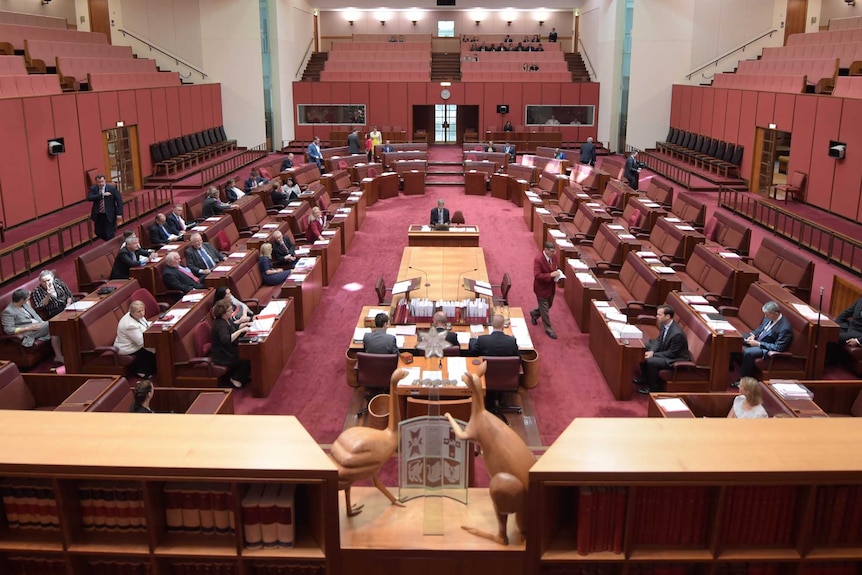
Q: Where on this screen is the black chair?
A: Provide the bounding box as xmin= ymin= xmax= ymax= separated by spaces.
xmin=483 ymin=356 xmax=522 ymax=425
xmin=355 ymin=352 xmax=399 ymax=417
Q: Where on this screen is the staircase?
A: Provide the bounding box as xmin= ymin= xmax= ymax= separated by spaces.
xmin=302 ymin=53 xmax=328 ymax=82
xmin=431 ymin=53 xmax=461 ymax=82
xmin=426 ymin=161 xmax=464 ymax=186
xmin=564 ymin=52 xmax=591 ymax=82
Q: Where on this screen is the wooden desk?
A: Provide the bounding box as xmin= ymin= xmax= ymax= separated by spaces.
xmin=279 ymin=256 xmax=323 ymax=331
xmin=632 ymin=252 xmax=683 ymax=305
xmin=344 ymin=190 xmax=366 ymax=229
xmin=766 ymin=382 xmax=829 ymax=418
xmin=203 ymin=250 xmax=257 ymax=290
xmin=523 ymin=191 xmax=543 ymax=231
xmin=490 ymin=173 xmax=510 ymax=200
xmin=245 ymin=222 xmax=290 ymax=252
xmin=361 ymin=176 xmax=379 ymax=206
xmin=625 ymin=196 xmax=668 ymax=232
xmin=328 ymin=206 xmax=356 ymax=254
xmin=646 ymin=394 xmax=697 ymax=418
xmin=226 ymin=194 xmax=261 ymax=232
xmin=509 ymin=178 xmax=529 ymax=207
xmin=588 ymin=301 xmax=645 ymax=401
xmin=407 ymin=225 xmax=480 ymax=248
xmin=401 ymin=170 xmax=426 ymax=196
xmin=377 ymin=172 xmax=400 ymax=200
xmin=465 ymin=170 xmax=488 ymax=196
xmin=351 ymin=162 xmax=383 ymax=185
xmin=396 ymin=247 xmax=489 ymax=302
xmin=49 ymin=279 xmax=138 ymax=375
xmin=564 ymin=259 xmax=608 ymax=333
xmin=533 ymin=210 xmax=558 ymax=250
xmin=239 ymin=298 xmax=296 ymax=398
xmin=129 ymin=242 xmax=190 ymax=294
xmin=143 ymin=289 xmax=215 ymax=386
xmin=311 ymin=228 xmax=342 ymax=286
xmin=53 ymin=377 xmax=123 ymax=412
xmin=711 ymin=252 xmax=760 ymax=307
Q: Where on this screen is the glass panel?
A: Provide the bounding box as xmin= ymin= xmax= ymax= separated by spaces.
xmin=525 ymin=105 xmax=595 ymax=126
xmin=434 ymin=105 xmax=458 ymax=143
xmin=103 ymin=127 xmax=135 ymax=194
xmin=296 ymin=105 xmax=367 ymax=125
xmin=437 ymin=21 xmax=455 ymax=37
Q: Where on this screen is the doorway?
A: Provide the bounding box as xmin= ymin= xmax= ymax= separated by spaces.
xmin=784 ymin=0 xmax=808 ymax=45
xmin=88 ymin=0 xmax=111 ymax=41
xmin=103 ymin=126 xmax=142 ymax=193
xmin=412 ymin=105 xmax=480 ymax=144
xmin=751 ymin=126 xmax=791 ymax=196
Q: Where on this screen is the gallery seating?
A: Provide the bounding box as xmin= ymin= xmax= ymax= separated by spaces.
xmin=735 ymin=57 xmax=838 ymax=89
xmin=0 ymin=54 xmax=26 ymax=75
xmin=24 ymin=38 xmax=133 ymax=73
xmin=787 ymin=28 xmax=862 ymax=46
xmin=150 ymin=127 xmax=236 ymax=176
xmin=0 ymin=23 xmax=107 ymax=55
xmin=659 ymin=128 xmax=743 ymax=177
xmin=0 ymin=11 xmax=68 ymax=29
xmin=0 ymin=73 xmax=61 ymax=98
xmin=762 ymin=43 xmax=862 ymax=73
xmin=828 ymin=16 xmax=862 ymax=31
xmin=749 ymin=235 xmax=814 ymax=301
xmin=57 ymin=56 xmax=157 ymax=90
xmin=711 ymin=73 xmax=807 ymax=94
xmin=87 ymin=71 xmax=181 ymax=91
xmin=832 ymin=75 xmax=862 ymax=98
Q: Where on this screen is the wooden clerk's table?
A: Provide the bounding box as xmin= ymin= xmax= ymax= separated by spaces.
xmin=407 ymin=225 xmax=480 ymax=248
xmin=280 ymin=256 xmax=324 ymax=331
xmin=203 ymin=250 xmax=258 ymax=290
xmin=239 ymin=298 xmax=296 ymax=398
xmin=396 ymin=247 xmax=490 ymax=302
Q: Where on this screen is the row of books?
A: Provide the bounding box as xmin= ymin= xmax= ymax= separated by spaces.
xmin=720 ymin=485 xmax=796 ymax=546
xmin=241 ymin=483 xmax=296 ymax=549
xmin=164 ymin=483 xmax=235 ymax=535
xmin=576 ymin=486 xmax=626 ymax=554
xmin=6 ymin=556 xmax=67 ymax=575
xmin=169 ymin=563 xmax=235 ymax=575
xmin=249 ymin=564 xmax=326 ymax=575
xmin=86 ymin=561 xmax=150 ymax=575
xmin=79 ymin=482 xmax=147 ymax=532
xmin=629 ymin=565 xmax=700 ymax=575
xmin=811 ymin=485 xmax=862 ymax=544
xmin=799 ymin=562 xmax=859 ymax=575
xmin=714 ymin=563 xmax=781 ymax=575
xmin=632 ymin=486 xmax=710 ymax=546
xmin=1 ymin=478 xmax=60 ymax=530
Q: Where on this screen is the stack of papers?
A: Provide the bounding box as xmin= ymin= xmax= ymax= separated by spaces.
xmin=719 ymin=252 xmax=740 ymax=259
xmin=607 ymin=224 xmax=625 ymax=230
xmin=535 ymin=207 xmax=550 ymax=215
xmin=770 ymin=381 xmax=813 ymax=399
xmin=637 ymin=251 xmax=657 ymax=258
xmin=397 ymin=367 xmax=422 ymax=386
xmin=549 ymin=229 xmax=567 ymax=238
xmin=205 ymin=217 xmax=222 ymax=222
xmin=556 ymin=239 xmax=574 ymax=248
xmin=446 ymin=357 xmax=468 ymax=381
xmin=509 ymin=317 xmax=532 ymax=349
xmin=692 ymin=304 xmax=719 ymax=314
xmin=181 ymin=293 xmax=205 ymax=303
xmin=262 ymin=223 xmax=279 ymax=229
xmin=66 ymin=300 xmax=96 ymax=311
xmin=676 ymin=225 xmax=696 ymax=231
xmin=568 ymin=258 xmax=588 ymax=270
xmin=313 ymin=240 xmax=329 ymax=246
xmin=213 ymin=265 xmax=233 ymax=272
xmin=792 ymin=303 xmax=829 ymax=321
xmin=353 ymin=327 xmax=371 ymax=342
xmin=321 ymin=230 xmax=337 ymax=237
xmin=290 ymin=274 xmax=307 ymax=283
xmin=394 ymin=325 xmax=417 ymax=336
xmin=651 ymin=266 xmax=676 ymax=274
xmin=576 ymin=272 xmax=597 ymax=284
xmin=655 ymin=397 xmax=691 ymax=412
xmin=681 ymin=294 xmax=709 ymax=304
xmin=295 ymin=248 xmax=311 ymax=256
xmin=228 ymin=252 xmax=246 ymax=258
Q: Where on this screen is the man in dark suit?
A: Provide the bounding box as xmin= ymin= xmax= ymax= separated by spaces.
xmin=381 ymin=140 xmax=394 ymax=153
xmin=363 ymin=313 xmax=399 ymax=354
xmin=502 ymin=142 xmax=516 ymax=162
xmin=469 ymin=314 xmax=519 ymax=356
xmin=430 ymin=199 xmax=450 ymax=226
xmin=624 ymin=150 xmax=641 ymax=190
xmin=88 ymin=174 xmax=123 ymax=241
xmin=271 ymin=230 xmax=297 ymax=269
xmin=165 ymin=204 xmax=187 ymax=236
xmin=162 ymin=251 xmax=205 ymax=294
xmin=431 ymin=312 xmax=459 ymax=348
xmin=243 ymin=169 xmax=266 ymax=194
xmin=579 ymin=137 xmax=597 ymax=166
xmin=185 ymin=232 xmax=224 ymax=277
xmin=202 ymin=187 xmax=231 ymax=218
xmin=530 ymin=242 xmax=562 ymax=339
xmin=733 ymin=300 xmax=793 ymax=387
xmin=279 ymin=153 xmax=295 ymax=172
xmin=347 ymin=129 xmax=361 ymax=155
xmin=226 ymin=178 xmax=246 ymax=202
xmin=149 ymin=213 xmax=180 ymax=247
xmin=109 ymin=236 xmax=152 ymax=280
xmin=636 ymin=305 xmax=691 ymax=394
xmin=835 ymin=297 xmax=862 ymax=345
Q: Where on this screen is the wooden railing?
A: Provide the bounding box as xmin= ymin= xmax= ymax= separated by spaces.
xmin=199 ymin=144 xmax=269 ymax=187
xmin=0 ymin=184 xmax=173 ymax=285
xmin=718 ymin=186 xmax=862 ymax=276
xmin=640 ymin=150 xmax=692 ymax=189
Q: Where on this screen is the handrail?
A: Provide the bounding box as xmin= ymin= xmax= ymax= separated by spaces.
xmin=296 ymin=37 xmax=315 ymax=79
xmin=577 ymin=38 xmax=596 ymax=81
xmin=117 ymin=28 xmax=207 ymax=80
xmin=686 ymin=29 xmax=778 ymax=80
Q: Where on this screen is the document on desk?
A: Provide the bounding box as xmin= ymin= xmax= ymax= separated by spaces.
xmin=154 ymin=307 xmax=190 ymax=326
xmin=470 ymin=324 xmax=485 ymax=334
xmin=290 ymin=274 xmax=307 ymax=283
xmin=383 ymin=329 xmax=406 ymax=348
xmin=164 ymin=244 xmax=182 ymax=251
xmin=250 ymin=317 xmax=275 ymax=333
xmin=262 ymin=223 xmax=279 ymax=229
xmin=692 ymin=304 xmax=719 ymax=314
xmin=473 ymin=284 xmax=493 ymax=296
xmin=394 ymin=325 xmax=417 ymax=336
xmin=446 ymin=357 xmax=469 ymax=382
xmin=261 ymin=300 xmax=286 ymax=315
xmin=719 ymin=252 xmax=740 ymax=259
xmin=575 ymin=272 xmax=597 ymax=284
xmin=392 ymin=280 xmax=413 ymax=295
xmin=397 ymin=367 xmax=422 ymax=386
xmin=66 ymin=300 xmax=96 ymax=311
xmin=681 ymin=294 xmax=709 ymax=304
xmin=792 ymin=303 xmax=829 ymax=321
xmin=556 ymin=239 xmax=574 ymax=248
xmin=636 ymin=251 xmax=657 ymax=257
xmin=651 ymin=266 xmax=676 ymax=274
xmin=295 ymin=247 xmax=311 ymax=256
xmin=181 ymin=293 xmax=205 ymax=303
xmin=607 ymin=224 xmax=625 ymax=230
xmin=213 ymin=266 xmax=233 ymax=272
xmin=510 ymin=318 xmax=533 ymax=348
xmin=367 ymin=308 xmax=387 ymax=319
xmin=676 ymin=225 xmax=696 ymax=231
xmin=294 ymin=257 xmax=316 ymax=269
xmin=353 ymin=327 xmax=371 ymax=342
xmin=550 ymin=229 xmax=566 ymax=238
xmin=656 ymin=397 xmax=691 ymax=412
xmin=456 ymin=331 xmax=472 ymax=345
xmin=568 ymin=258 xmax=589 ymax=270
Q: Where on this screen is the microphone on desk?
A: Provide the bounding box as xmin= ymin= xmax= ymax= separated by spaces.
xmin=408 ymin=265 xmax=430 ymax=299
xmin=457 ymin=268 xmax=479 ymax=299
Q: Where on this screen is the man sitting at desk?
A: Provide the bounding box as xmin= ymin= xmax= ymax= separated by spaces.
xmin=202 ymin=187 xmax=231 ymax=218
xmin=430 ymin=199 xmax=450 ymax=226
xmin=185 ymin=232 xmax=224 ymax=277
xmin=2 ymin=288 xmax=64 ymax=363
xmin=431 ymin=312 xmax=459 ymax=348
xmin=732 ymin=300 xmax=792 ymax=388
xmin=226 ymin=178 xmax=246 ymax=202
xmin=165 ymin=204 xmax=187 ymax=236
xmin=243 ymin=169 xmax=266 ymax=194
xmin=163 ymin=252 xmax=205 ymax=294
xmin=502 ymin=142 xmax=516 ymax=162
xmin=271 ymin=230 xmax=298 ymax=269
xmin=635 ymin=305 xmax=691 ymax=394
xmin=469 ymin=314 xmax=519 ymax=356
xmin=110 ymin=236 xmax=153 ymax=280
xmin=280 ymin=153 xmax=295 ymax=172
xmin=382 ymin=140 xmax=394 ymax=154
xmin=363 ymin=313 xmax=399 ymax=354
xmin=149 ymin=213 xmax=181 ymax=247
xmin=827 ymin=296 xmax=862 ymax=364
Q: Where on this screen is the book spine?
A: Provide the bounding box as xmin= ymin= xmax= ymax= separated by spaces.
xmin=164 ymin=484 xmax=184 ymax=533
xmin=242 ymin=484 xmax=264 ymax=549
xmin=212 ymin=488 xmax=233 ymax=534
xmin=576 ymin=487 xmax=593 ymax=555
xmin=276 ymin=483 xmax=296 ymax=548
xmin=612 ymin=486 xmax=626 ymax=554
xmin=181 ymin=487 xmax=202 ymax=533
xmin=199 ymin=490 xmax=216 ymax=535
xmin=260 ymin=484 xmax=281 ymax=548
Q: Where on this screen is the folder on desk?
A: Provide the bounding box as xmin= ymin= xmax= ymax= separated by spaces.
xmin=353 ymin=327 xmax=371 ymax=342
xmin=392 ymin=278 xmax=420 ymax=296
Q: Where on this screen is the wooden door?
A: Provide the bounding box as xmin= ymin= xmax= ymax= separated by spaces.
xmin=88 ymin=0 xmax=111 ymax=42
xmin=784 ymin=0 xmax=808 ymax=44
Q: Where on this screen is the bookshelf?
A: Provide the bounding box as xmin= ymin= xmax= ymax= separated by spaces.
xmin=528 ymin=418 xmax=862 ymax=575
xmin=0 ymin=411 xmax=338 ymax=575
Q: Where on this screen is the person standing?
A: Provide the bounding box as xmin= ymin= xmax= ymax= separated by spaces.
xmin=369 ymin=126 xmax=383 ymax=157
xmin=548 ymin=27 xmax=558 ymax=42
xmin=624 ymin=150 xmax=641 ymax=190
xmin=307 ymin=136 xmax=324 ymax=170
xmin=636 ymin=305 xmax=691 ymax=394
xmin=365 ymin=133 xmax=373 ymax=162
xmin=530 ymin=242 xmax=562 ymax=339
xmin=348 ymin=129 xmax=361 ymax=155
xmin=88 ymin=174 xmax=123 ymax=241
xmin=580 ymin=137 xmax=597 ymax=166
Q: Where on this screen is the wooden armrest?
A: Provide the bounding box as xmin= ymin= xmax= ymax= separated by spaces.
xmin=670 ymin=360 xmax=697 ymax=370
xmin=188 ymin=356 xmax=217 ymax=376
xmin=239 ymin=231 xmax=254 ymax=238
xmin=658 ymin=254 xmax=678 ymax=265
xmin=703 ymin=292 xmax=732 ymax=304
xmin=602 ymin=270 xmax=620 ymax=279
xmin=577 ymin=238 xmax=594 ymax=247
xmin=670 ymin=263 xmax=686 ymax=271
xmin=625 ymin=301 xmax=647 ymax=313
xmin=93 ymin=345 xmax=121 ymax=365
xmin=634 ymin=314 xmax=655 ymax=325
xmin=634 ymin=232 xmax=650 ymax=240
xmin=718 ymin=305 xmax=739 ymax=317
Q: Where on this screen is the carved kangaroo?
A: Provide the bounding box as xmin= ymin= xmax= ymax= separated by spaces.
xmin=331 ymin=368 xmax=406 ymax=517
xmin=445 ymin=362 xmax=535 ymax=544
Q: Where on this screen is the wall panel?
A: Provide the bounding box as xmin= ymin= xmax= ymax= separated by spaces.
xmin=212 ymin=84 xmax=224 ymax=127
xmin=737 ymin=91 xmax=758 ymax=178
xmin=117 ymin=91 xmax=138 ymax=126
xmin=23 ymin=97 xmax=62 ymax=217
xmin=367 ymin=84 xmax=391 ymax=134
xmin=151 ymin=88 xmax=169 ymax=142
xmin=833 ymin=99 xmax=862 ymax=220
xmin=388 ymin=83 xmax=408 ymax=132
xmin=542 ymin=83 xmax=561 ymax=106
xmin=560 ymin=83 xmax=579 ymax=140
xmin=724 ymin=89 xmax=742 ymax=143
xmin=808 ymin=96 xmax=842 ymax=210
xmin=164 ymin=87 xmax=182 ymax=138
xmin=679 ymin=85 xmax=692 ymax=131
xmin=189 ymin=84 xmax=204 ymax=132
xmin=670 ymin=85 xmax=682 ymax=127
xmin=312 ymin=82 xmax=332 ymax=104
xmin=688 ymin=88 xmax=702 ymax=134
xmin=178 ymin=86 xmax=194 ymax=135
xmin=0 ymin=99 xmax=36 ymax=226
xmin=98 ymin=91 xmax=120 ymax=131
xmin=711 ymin=89 xmax=727 ymax=142
xmin=755 ymin=92 xmax=776 ymax=129
xmin=201 ymin=84 xmax=214 ymax=129
xmin=76 ymin=92 xmax=104 ymax=175
xmin=773 ymin=93 xmax=795 ymax=132
xmin=50 ymin=94 xmax=85 ymax=208
xmin=787 ymin=95 xmax=816 ymax=183
xmin=699 ymin=89 xmax=714 ymax=137
xmin=483 ymin=83 xmax=503 ymax=131
xmin=292 ymin=83 xmax=313 ymax=141
xmin=580 ymin=82 xmax=599 ymax=142
xmin=135 ymin=90 xmax=155 ymax=178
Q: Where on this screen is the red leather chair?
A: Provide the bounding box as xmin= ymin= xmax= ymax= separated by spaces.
xmin=355 ymin=352 xmax=399 ymax=417
xmin=483 ymin=356 xmax=522 ymax=425
xmin=130 ymin=288 xmax=168 ymax=321
xmin=774 ymin=170 xmax=806 ymax=203
xmin=183 ymin=322 xmax=228 ymax=386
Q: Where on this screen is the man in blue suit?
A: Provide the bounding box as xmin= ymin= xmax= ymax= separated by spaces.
xmin=88 ymin=174 xmax=123 ymax=241
xmin=502 ymin=142 xmax=516 ymax=163
xmin=733 ymin=300 xmax=793 ymax=387
xmin=307 ymin=136 xmax=323 ymax=170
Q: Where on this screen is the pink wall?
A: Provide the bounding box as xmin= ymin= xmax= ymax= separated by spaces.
xmin=671 ymin=84 xmax=862 ymax=224
xmin=0 ymin=83 xmax=223 ymax=228
xmin=291 ymin=81 xmax=600 ymax=143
